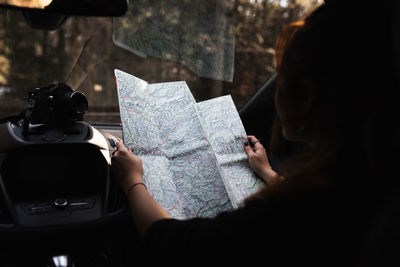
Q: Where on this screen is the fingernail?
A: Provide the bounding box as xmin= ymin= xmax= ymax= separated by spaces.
xmin=244 ymin=142 xmax=249 ymax=146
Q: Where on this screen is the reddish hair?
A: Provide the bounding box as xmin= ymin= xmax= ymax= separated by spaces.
xmin=255 ymin=2 xmax=399 ymax=199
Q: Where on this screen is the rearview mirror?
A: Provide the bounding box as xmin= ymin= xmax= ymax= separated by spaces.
xmin=0 ymin=0 xmax=128 ymax=16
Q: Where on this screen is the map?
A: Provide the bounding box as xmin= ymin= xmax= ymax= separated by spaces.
xmin=115 ymin=69 xmax=262 ymax=219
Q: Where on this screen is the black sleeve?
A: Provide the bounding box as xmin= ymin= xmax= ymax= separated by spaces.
xmin=143 ymin=193 xmax=342 ymax=264
xmin=143 ymin=199 xmax=278 ymax=261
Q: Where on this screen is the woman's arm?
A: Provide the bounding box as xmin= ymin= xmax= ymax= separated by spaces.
xmin=111 ymin=135 xmax=282 ymax=238
xmin=111 ymin=141 xmax=170 ymax=239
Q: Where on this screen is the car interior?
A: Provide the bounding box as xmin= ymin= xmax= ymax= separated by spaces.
xmin=0 ymin=0 xmax=399 ymax=266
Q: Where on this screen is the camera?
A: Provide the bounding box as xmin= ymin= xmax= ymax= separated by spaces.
xmin=28 ymin=83 xmax=88 ymax=124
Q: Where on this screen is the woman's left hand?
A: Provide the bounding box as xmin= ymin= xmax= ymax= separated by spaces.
xmin=244 ymin=135 xmax=283 ymax=185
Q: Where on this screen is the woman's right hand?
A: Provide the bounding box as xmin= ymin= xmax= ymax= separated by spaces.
xmin=111 ymin=141 xmax=144 ymax=195
xmin=111 ymin=141 xmax=170 ymax=239
xmin=244 ymin=135 xmax=283 ymax=185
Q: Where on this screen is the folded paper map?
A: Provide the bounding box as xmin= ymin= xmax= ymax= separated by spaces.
xmin=115 ymin=69 xmax=262 ymax=219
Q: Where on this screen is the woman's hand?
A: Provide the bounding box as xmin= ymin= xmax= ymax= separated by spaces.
xmin=111 ymin=141 xmax=170 ymax=239
xmin=111 ymin=141 xmax=144 ymax=195
xmin=244 ymin=135 xmax=283 ymax=185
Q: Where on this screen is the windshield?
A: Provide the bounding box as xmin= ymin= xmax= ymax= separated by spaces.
xmin=0 ymin=0 xmax=321 ymax=124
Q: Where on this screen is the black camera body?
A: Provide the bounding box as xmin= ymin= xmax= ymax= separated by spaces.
xmin=29 ymin=83 xmax=88 ymax=124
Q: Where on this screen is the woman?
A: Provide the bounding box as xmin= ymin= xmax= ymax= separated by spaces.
xmin=112 ymin=1 xmax=399 ymax=265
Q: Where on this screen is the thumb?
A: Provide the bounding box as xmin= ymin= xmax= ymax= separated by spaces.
xmin=244 ymin=142 xmax=255 ymax=156
xmin=116 ymin=140 xmax=128 ymax=152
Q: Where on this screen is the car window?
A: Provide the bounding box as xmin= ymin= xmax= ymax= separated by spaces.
xmin=0 ymin=0 xmax=321 ymax=124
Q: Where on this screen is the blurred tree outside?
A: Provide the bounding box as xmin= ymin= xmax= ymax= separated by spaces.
xmin=114 ymin=0 xmax=236 ymax=82
xmin=0 ymin=0 xmax=321 ymax=123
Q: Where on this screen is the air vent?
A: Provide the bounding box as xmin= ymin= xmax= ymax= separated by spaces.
xmin=0 ymin=195 xmax=13 ymax=225
xmin=106 ymin=179 xmax=126 ymax=214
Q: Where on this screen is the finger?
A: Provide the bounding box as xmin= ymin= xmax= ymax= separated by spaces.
xmin=244 ymin=142 xmax=255 ymax=156
xmin=247 ymin=135 xmax=256 ymax=141
xmin=254 ymin=141 xmax=263 ymax=150
xmin=115 ymin=140 xmax=128 ymax=152
xmin=248 ymin=136 xmax=263 ymax=149
xmin=247 ymin=135 xmax=258 ymax=144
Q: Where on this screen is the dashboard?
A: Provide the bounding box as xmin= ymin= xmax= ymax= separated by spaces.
xmin=0 ymin=121 xmax=127 ymax=229
xmin=0 ymin=121 xmax=140 ymax=266
xmin=2 ymin=144 xmax=106 ymax=227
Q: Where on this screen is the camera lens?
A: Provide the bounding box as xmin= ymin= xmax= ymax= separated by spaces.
xmin=69 ymin=91 xmax=88 ymax=116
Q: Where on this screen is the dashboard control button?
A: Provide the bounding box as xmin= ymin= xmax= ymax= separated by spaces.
xmin=54 ymin=198 xmax=69 ymax=208
xmin=69 ymin=202 xmax=89 ymax=208
xmin=22 ymin=202 xmax=52 ymax=215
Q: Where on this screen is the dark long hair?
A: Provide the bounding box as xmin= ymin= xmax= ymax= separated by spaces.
xmin=257 ymin=2 xmax=400 ymax=199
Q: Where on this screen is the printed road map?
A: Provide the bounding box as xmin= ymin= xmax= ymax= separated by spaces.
xmin=115 ymin=69 xmax=262 ymax=219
